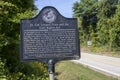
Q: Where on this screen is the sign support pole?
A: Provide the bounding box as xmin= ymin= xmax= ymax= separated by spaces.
xmin=48 ymin=60 xmax=55 ymax=80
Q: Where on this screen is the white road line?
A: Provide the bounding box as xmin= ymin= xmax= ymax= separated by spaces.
xmin=73 ymin=60 xmax=120 ymax=79
xmin=72 ymin=52 xmax=120 ymax=79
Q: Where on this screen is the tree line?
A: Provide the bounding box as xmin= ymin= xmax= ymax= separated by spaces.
xmin=73 ymin=0 xmax=120 ymax=52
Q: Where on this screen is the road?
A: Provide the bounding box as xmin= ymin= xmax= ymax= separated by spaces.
xmin=73 ymin=52 xmax=120 ymax=79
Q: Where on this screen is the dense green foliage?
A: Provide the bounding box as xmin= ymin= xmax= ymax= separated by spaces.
xmin=0 ymin=0 xmax=48 ymax=79
xmin=73 ymin=0 xmax=120 ymax=53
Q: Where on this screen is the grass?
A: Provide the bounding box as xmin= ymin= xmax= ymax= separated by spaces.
xmin=55 ymin=61 xmax=117 ymax=80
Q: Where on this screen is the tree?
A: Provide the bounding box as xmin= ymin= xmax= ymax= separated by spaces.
xmin=73 ymin=0 xmax=98 ymax=43
xmin=0 ymin=0 xmax=34 ymax=69
xmin=0 ymin=0 xmax=48 ymax=79
xmin=96 ymin=0 xmax=119 ymax=49
xmin=73 ymin=0 xmax=120 ymax=52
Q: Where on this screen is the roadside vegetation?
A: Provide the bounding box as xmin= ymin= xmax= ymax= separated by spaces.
xmin=73 ymin=0 xmax=120 ymax=56
xmin=55 ymin=61 xmax=117 ymax=80
xmin=0 ymin=0 xmax=48 ymax=79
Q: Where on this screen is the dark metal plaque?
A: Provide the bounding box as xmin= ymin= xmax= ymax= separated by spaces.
xmin=20 ymin=6 xmax=80 ymax=63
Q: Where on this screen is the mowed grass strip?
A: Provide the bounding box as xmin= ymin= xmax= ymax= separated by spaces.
xmin=55 ymin=61 xmax=117 ymax=80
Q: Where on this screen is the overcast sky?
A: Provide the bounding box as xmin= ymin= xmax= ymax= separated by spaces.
xmin=34 ymin=0 xmax=80 ymax=18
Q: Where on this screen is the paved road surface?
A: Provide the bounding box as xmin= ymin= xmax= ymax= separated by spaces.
xmin=73 ymin=52 xmax=120 ymax=79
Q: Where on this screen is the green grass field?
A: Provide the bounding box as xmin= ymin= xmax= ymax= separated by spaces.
xmin=55 ymin=61 xmax=117 ymax=80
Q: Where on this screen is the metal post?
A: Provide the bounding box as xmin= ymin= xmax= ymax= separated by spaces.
xmin=48 ymin=60 xmax=55 ymax=80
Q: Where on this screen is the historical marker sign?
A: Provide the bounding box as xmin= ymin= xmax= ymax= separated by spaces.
xmin=20 ymin=6 xmax=80 ymax=63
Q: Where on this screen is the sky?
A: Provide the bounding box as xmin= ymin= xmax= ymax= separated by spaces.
xmin=34 ymin=0 xmax=80 ymax=18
